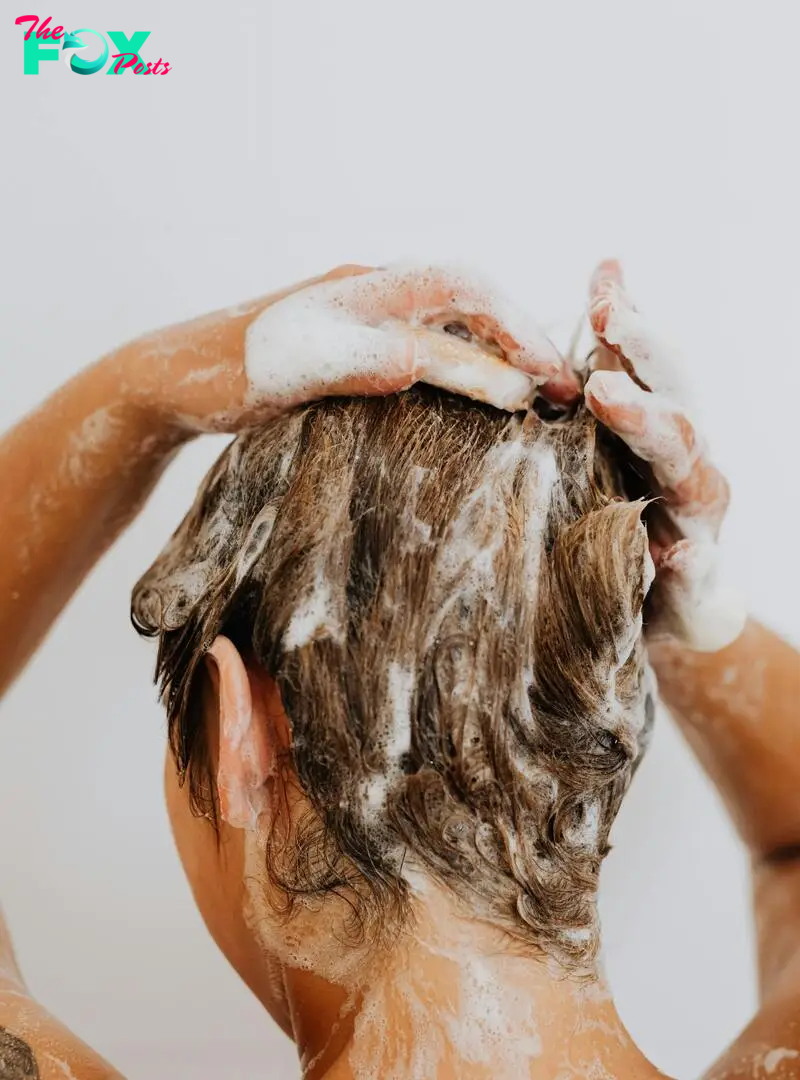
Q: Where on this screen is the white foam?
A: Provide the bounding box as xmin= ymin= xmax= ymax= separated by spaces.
xmin=244 ymin=262 xmax=558 ymax=414
xmin=386 ymin=662 xmax=414 ymax=760
xmin=42 ymin=1054 xmax=80 ymax=1080
xmin=763 ymin=1048 xmax=800 ymax=1075
xmin=586 ymin=367 xmax=744 ymax=653
xmin=362 ymin=663 xmax=416 ymax=819
xmin=63 ymin=405 xmax=120 ymax=483
xmin=664 ymin=540 xmax=747 ymax=652
xmin=428 ymin=437 xmax=559 ymax=640
xmin=587 ymin=370 xmax=696 ymax=491
xmin=600 ymin=281 xmax=689 ymax=402
xmin=570 ymin=801 xmax=600 ymax=851
xmin=422 ymin=349 xmax=532 ymax=411
xmin=364 ymin=774 xmax=390 ymax=815
xmin=284 ymin=569 xmax=339 ymax=649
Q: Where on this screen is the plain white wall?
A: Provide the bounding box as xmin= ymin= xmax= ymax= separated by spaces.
xmin=1 ymin=2 xmax=798 ymax=1077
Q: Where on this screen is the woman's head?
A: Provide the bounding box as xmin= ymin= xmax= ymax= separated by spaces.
xmin=132 ymin=387 xmax=655 ymax=984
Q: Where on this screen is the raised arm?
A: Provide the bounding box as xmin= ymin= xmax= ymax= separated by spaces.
xmin=650 ymin=625 xmax=800 ymax=874
xmin=0 ymin=261 xmax=575 ymax=1078
xmin=0 ymin=262 xmax=575 ymax=702
xmin=585 ymin=261 xmax=800 ymax=1078
xmin=651 ymin=627 xmax=800 ymax=1077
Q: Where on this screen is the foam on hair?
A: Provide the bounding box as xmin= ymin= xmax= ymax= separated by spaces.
xmin=132 ymin=387 xmax=655 ymax=969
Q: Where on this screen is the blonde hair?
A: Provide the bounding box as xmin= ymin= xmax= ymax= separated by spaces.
xmin=132 ymin=387 xmax=654 ymax=969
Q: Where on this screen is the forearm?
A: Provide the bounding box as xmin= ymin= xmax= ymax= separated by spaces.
xmin=0 ymin=349 xmax=189 ymax=699
xmin=650 ymin=620 xmax=800 ymax=859
xmin=651 ymin=622 xmax=800 ymax=1004
xmin=0 ymin=275 xmax=375 ymax=702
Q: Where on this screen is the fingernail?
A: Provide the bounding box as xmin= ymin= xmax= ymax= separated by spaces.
xmin=590 ymin=259 xmax=623 ymax=292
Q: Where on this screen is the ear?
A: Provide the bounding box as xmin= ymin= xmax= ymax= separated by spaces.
xmin=205 ymin=636 xmax=279 ymax=830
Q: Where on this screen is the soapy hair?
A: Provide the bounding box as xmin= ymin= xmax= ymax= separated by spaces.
xmin=131 ymin=387 xmax=654 ymax=969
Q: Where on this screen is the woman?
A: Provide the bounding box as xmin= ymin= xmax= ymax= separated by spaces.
xmin=0 ymin=261 xmax=796 ymax=1078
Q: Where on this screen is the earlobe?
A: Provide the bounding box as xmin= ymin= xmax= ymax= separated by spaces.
xmin=206 ymin=636 xmax=273 ymax=830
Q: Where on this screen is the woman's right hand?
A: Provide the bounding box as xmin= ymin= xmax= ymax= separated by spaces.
xmin=120 ymin=262 xmax=579 ymax=435
xmin=583 ymin=259 xmax=745 ymax=651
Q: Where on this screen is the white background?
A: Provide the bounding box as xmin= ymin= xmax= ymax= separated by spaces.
xmin=0 ymin=2 xmax=797 ymax=1077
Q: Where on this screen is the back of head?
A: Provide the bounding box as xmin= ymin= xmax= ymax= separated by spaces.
xmin=132 ymin=387 xmax=654 ymax=970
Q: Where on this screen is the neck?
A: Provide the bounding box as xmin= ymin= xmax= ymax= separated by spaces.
xmin=289 ymin=887 xmax=665 ymax=1080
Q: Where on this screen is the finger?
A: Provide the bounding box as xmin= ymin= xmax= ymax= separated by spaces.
xmin=588 ymin=259 xmax=686 ymax=400
xmin=245 ymin=270 xmax=539 ymax=414
xmin=538 ymin=362 xmax=583 ymax=406
xmin=339 ymin=262 xmax=575 ymax=394
xmin=421 ymin=309 xmax=581 ymax=406
xmin=584 ymin=371 xmax=729 ymax=532
xmin=651 ymin=539 xmax=746 ymax=652
xmin=409 ymin=327 xmax=534 ymax=412
xmin=588 ymin=258 xmax=625 ymax=338
xmin=286 ymin=325 xmax=535 ymax=413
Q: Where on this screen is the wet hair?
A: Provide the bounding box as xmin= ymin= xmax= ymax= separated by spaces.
xmin=131 ymin=387 xmax=654 ymax=969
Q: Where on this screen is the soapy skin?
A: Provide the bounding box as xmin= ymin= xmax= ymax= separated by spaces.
xmin=0 ymin=261 xmax=579 ymax=1080
xmin=1 ymin=257 xmax=799 ymax=1079
xmin=244 ymin=262 xmax=580 ymax=414
xmin=124 ymin=262 xmax=580 ymax=436
xmin=585 ymin=259 xmax=746 ymax=651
